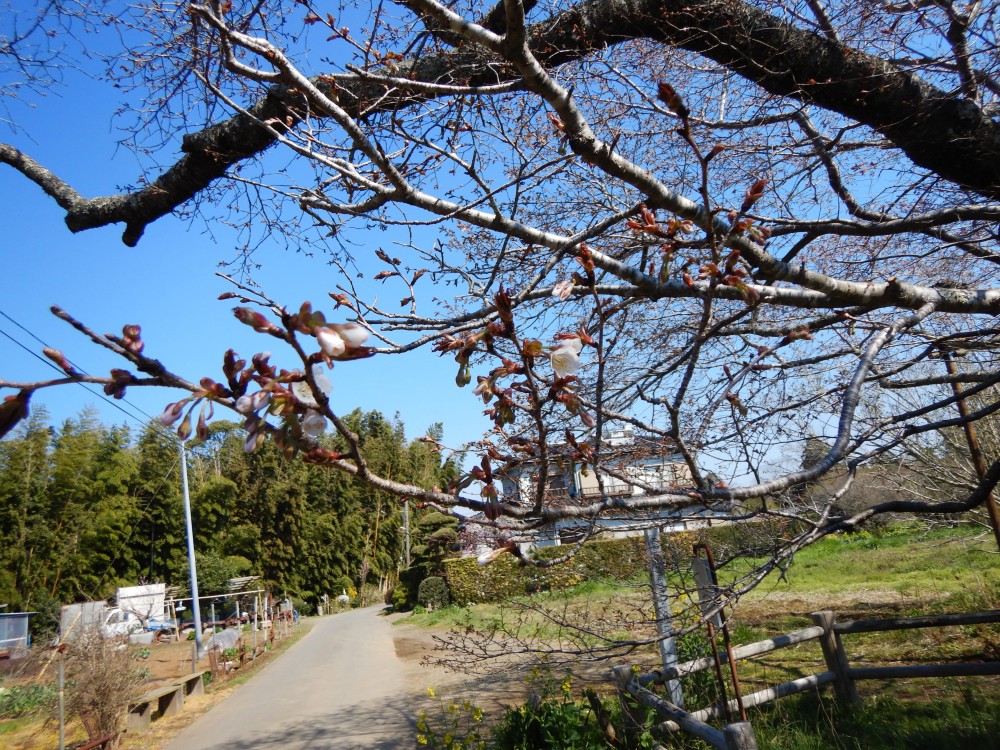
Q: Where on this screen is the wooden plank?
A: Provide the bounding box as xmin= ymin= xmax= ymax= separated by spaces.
xmin=723 ymin=721 xmax=759 ymax=750
xmin=811 ymin=612 xmax=860 ymax=706
xmin=849 ymin=662 xmax=1000 ymax=680
xmin=615 ymin=666 xmax=727 ymax=749
xmin=136 ymin=684 xmax=183 ymax=702
xmin=690 ymin=672 xmax=837 ymax=723
xmin=639 ymin=626 xmax=824 ymax=685
xmin=833 ymin=609 xmax=1000 ymax=634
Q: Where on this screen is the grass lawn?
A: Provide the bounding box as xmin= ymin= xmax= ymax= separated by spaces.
xmin=405 ymin=522 xmax=1000 ymax=749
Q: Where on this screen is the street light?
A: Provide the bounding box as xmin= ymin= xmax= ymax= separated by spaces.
xmin=179 ymin=441 xmax=204 ymax=656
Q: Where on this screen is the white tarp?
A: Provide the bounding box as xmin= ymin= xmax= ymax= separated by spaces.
xmin=116 ymin=583 xmax=166 ymax=622
xmin=204 ymin=628 xmax=241 ymax=653
xmin=60 ymin=601 xmax=107 ymax=641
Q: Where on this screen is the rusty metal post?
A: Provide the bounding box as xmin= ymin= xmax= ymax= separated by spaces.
xmin=694 ymin=544 xmax=747 ymax=722
xmin=944 ymin=353 xmax=1000 ymax=553
xmin=704 ymin=620 xmax=731 ymax=717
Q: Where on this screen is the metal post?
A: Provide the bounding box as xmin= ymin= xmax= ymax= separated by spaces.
xmin=644 ymin=526 xmax=684 ymax=707
xmin=403 ymin=500 xmax=411 ymax=568
xmin=180 ymin=442 xmax=204 ymax=656
xmin=694 ymin=544 xmax=747 ymax=721
xmin=57 ymin=648 xmax=65 ymax=750
xmin=944 ymin=353 xmax=1000 ymax=553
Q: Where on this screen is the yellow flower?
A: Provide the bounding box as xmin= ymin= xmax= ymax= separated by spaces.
xmin=427 ymin=687 xmax=436 ymax=698
xmin=416 ymin=735 xmax=428 ymax=745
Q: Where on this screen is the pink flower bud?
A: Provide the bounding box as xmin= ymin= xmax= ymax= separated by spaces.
xmin=234 ymin=308 xmax=280 ymax=334
xmin=177 ymin=413 xmax=192 ymax=441
xmin=552 ymin=279 xmax=574 ymax=301
xmin=159 ymin=401 xmax=185 ymax=426
xmin=477 ymin=547 xmax=508 ymax=567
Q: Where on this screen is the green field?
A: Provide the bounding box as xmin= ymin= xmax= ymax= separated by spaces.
xmin=406 ymin=523 xmax=1000 ymax=749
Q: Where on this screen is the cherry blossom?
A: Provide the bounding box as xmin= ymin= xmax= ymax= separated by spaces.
xmin=550 ymin=337 xmax=583 ymax=379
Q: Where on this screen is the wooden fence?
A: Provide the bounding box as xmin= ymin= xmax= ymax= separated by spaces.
xmin=615 ymin=608 xmax=1000 ymax=750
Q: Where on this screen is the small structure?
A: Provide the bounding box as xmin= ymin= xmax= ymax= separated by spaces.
xmin=115 ymin=584 xmax=167 ymax=625
xmin=0 ymin=611 xmax=35 ymax=659
xmin=166 ymin=575 xmax=266 ymax=632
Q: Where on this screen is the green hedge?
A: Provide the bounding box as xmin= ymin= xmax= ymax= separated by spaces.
xmin=417 ymin=576 xmax=451 ymax=610
xmin=444 ymin=520 xmax=793 ymax=604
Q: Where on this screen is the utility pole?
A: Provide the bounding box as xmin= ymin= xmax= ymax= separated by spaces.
xmin=403 ymin=499 xmax=411 ymax=568
xmin=180 ymin=442 xmax=204 ymax=656
xmin=644 ymin=526 xmax=684 ymax=707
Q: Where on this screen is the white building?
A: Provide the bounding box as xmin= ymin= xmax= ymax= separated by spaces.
xmin=495 ymin=429 xmax=727 ymax=547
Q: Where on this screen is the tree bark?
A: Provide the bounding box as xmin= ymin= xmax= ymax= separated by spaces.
xmin=4 ymin=0 xmax=999 ymax=246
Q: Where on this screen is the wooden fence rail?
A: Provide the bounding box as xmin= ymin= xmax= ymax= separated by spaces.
xmin=616 ymin=607 xmax=1000 ymax=750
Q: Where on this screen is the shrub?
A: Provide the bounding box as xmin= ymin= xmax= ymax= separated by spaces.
xmin=64 ymin=626 xmax=147 ymax=743
xmin=418 ymin=576 xmax=451 ymax=611
xmin=491 ymin=674 xmax=609 ymax=750
xmin=443 ymin=523 xmax=800 ymax=605
xmin=0 ymin=683 xmax=57 ymax=719
xmin=416 ymin=688 xmax=487 ymax=750
xmin=388 ymin=586 xmax=410 ymax=611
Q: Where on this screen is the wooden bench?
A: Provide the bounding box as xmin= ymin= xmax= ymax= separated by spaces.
xmin=127 ymin=670 xmax=208 ymax=733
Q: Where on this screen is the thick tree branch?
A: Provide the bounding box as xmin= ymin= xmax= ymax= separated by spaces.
xmin=4 ymin=0 xmax=1000 ymax=245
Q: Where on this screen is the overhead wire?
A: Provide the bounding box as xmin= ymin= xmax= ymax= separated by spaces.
xmin=0 ymin=306 xmax=203 ymax=600
xmin=0 ymin=305 xmax=175 ymax=435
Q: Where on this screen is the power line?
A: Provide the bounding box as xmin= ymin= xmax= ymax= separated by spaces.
xmin=1 ymin=310 xmax=216 ymax=626
xmin=0 ymin=306 xmax=169 ymax=431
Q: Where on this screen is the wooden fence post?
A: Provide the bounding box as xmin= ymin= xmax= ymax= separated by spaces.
xmin=614 ymin=665 xmax=650 ymax=745
xmin=811 ymin=611 xmax=861 ymax=707
xmin=723 ymin=721 xmax=759 ymax=750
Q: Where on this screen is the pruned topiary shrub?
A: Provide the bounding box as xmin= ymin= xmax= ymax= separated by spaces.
xmin=417 ymin=576 xmax=451 ymax=610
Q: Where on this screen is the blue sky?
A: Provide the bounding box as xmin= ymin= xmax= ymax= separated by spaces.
xmin=0 ymin=20 xmax=491 ymax=452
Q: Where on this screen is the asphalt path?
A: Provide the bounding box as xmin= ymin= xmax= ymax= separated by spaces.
xmin=162 ymin=606 xmax=422 ymax=750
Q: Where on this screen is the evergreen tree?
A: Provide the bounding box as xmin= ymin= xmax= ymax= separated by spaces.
xmin=0 ymin=407 xmax=52 ymax=608
xmin=41 ymin=409 xmax=107 ymax=603
xmin=132 ymin=423 xmax=185 ymax=583
xmin=0 ymin=406 xmax=451 ymax=613
xmin=76 ymin=424 xmax=140 ymax=598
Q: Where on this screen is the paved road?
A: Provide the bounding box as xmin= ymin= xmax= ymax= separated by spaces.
xmin=163 ymin=606 xmax=422 ymax=750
